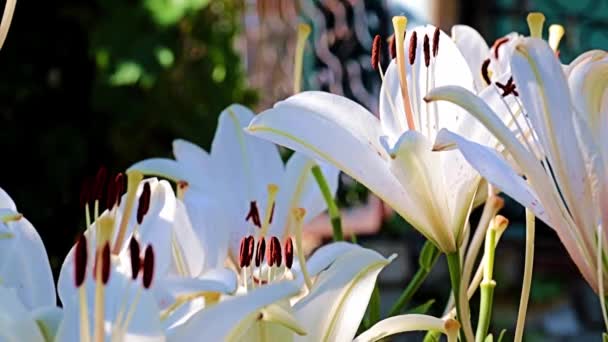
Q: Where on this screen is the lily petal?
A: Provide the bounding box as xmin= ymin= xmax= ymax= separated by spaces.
xmin=168 ymin=281 xmax=300 ymax=341
xmin=0 ymin=287 xmax=46 ymax=342
xmin=292 ymin=244 xmax=394 ymax=342
xmin=128 ymin=158 xmax=189 ymax=184
xmin=0 ymin=187 xmax=16 ymax=210
xmin=451 ymin=25 xmax=490 ymax=91
xmin=434 ymin=129 xmax=549 ymax=223
xmin=511 ymin=38 xmax=593 ymax=232
xmin=383 ymin=131 xmax=453 ymax=251
xmin=354 ymin=314 xmax=449 ymax=342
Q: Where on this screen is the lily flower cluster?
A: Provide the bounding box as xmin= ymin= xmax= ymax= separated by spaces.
xmin=1 ymin=3 xmax=608 ymax=341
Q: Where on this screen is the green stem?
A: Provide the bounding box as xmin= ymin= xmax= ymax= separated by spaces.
xmin=446 ymin=251 xmax=474 ymax=342
xmin=476 ymin=281 xmax=495 ymax=342
xmin=514 ymin=209 xmax=535 ymax=342
xmin=311 ymin=165 xmax=343 ymax=241
xmin=476 ymin=225 xmax=498 ymax=342
xmin=388 ymin=241 xmax=440 ymax=316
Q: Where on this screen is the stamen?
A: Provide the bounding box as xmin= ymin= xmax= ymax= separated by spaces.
xmin=129 ymin=237 xmax=141 ymax=279
xmin=408 ymin=31 xmax=417 ymax=65
xmin=293 ymin=23 xmax=312 ymax=94
xmin=75 ymin=235 xmax=91 ymax=342
xmin=93 ymin=166 xmax=107 ymax=204
xmin=548 ymin=24 xmax=565 ymax=52
xmin=142 ymin=245 xmax=154 ymax=289
xmin=113 ymin=170 xmax=143 ymax=254
xmin=255 ymin=237 xmax=266 ymax=267
xmin=492 ymin=37 xmax=510 ymax=59
xmin=392 ymin=16 xmax=416 ymax=131
xmin=495 ymin=77 xmax=519 ymax=97
xmin=432 ymin=27 xmax=440 ymax=57
xmin=260 ymin=184 xmax=279 ymax=237
xmin=423 ymin=34 xmax=430 ymax=67
xmin=176 ymin=180 xmax=188 ymax=200
xmin=246 ymin=235 xmax=255 ymax=267
xmin=269 ymin=202 xmax=276 ymax=224
xmin=93 ymin=244 xmax=106 ymax=342
xmin=245 ymin=201 xmax=262 ymax=228
xmin=101 ymin=242 xmax=111 ymax=285
xmin=388 ymin=34 xmax=396 ymax=60
xmin=80 ymin=177 xmax=91 ymax=209
xmin=371 ymin=34 xmax=381 ymax=71
xmin=284 ymin=237 xmax=294 ymax=269
xmin=114 ymin=173 xmax=124 ymax=207
xmin=527 ymin=12 xmax=545 ymax=39
xmin=269 ymin=236 xmax=282 ymax=267
xmin=292 ymin=208 xmax=312 ymax=290
xmin=481 ymin=58 xmax=492 ymax=86
xmin=136 ymin=182 xmax=151 ymax=225
xmin=239 ymin=237 xmax=248 ymax=268
xmin=74 ymin=235 xmax=88 ymax=288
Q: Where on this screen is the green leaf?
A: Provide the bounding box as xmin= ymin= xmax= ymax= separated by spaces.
xmin=497 ymin=329 xmax=507 ymax=342
xmin=484 ymin=333 xmax=494 ymax=342
xmin=406 ymin=299 xmax=435 ymax=315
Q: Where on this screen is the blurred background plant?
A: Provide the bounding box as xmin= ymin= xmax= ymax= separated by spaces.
xmin=0 ymin=0 xmax=256 ymax=271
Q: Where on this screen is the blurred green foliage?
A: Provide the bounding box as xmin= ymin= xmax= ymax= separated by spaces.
xmin=0 ymin=0 xmax=256 ymax=275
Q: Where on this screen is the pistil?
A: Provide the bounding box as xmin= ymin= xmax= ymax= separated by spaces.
xmin=113 ymin=170 xmax=143 ymax=254
xmin=526 ymin=12 xmax=545 ymax=39
xmin=548 ymin=24 xmax=565 ymax=52
xmin=260 ymin=184 xmax=279 ymax=237
xmin=292 ymin=208 xmax=312 ymax=290
xmin=392 ymin=16 xmax=416 ymax=131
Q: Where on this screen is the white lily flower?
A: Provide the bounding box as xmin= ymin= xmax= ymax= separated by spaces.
xmin=128 ymin=104 xmax=339 ymax=262
xmin=247 ymin=20 xmax=486 ymax=253
xmin=170 ymin=241 xmax=394 ymax=342
xmin=425 ymin=38 xmax=608 ymax=295
xmin=0 ymin=187 xmax=56 ymax=310
xmin=57 ymin=177 xmax=237 ymax=332
xmin=354 ymin=314 xmax=460 ymax=342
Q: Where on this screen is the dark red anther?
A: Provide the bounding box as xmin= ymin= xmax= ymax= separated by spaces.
xmin=432 ymin=27 xmax=440 ymax=57
xmin=246 ymin=235 xmax=255 ymax=267
xmin=245 ymin=201 xmax=262 ymax=228
xmin=255 ymin=237 xmax=266 ymax=267
xmin=129 ymin=237 xmax=141 ymax=279
xmin=408 ymin=31 xmax=417 ymax=65
xmin=142 ymin=245 xmax=155 ymax=289
xmin=136 ymin=182 xmax=151 ymax=225
xmin=481 ymin=58 xmax=491 ymax=85
xmin=492 ymin=37 xmax=510 ymax=59
xmin=371 ymin=34 xmax=381 ymax=71
xmin=269 ymin=202 xmax=275 ymax=225
xmin=495 ymin=77 xmax=518 ymax=97
xmin=106 ymin=175 xmax=116 ymax=211
xmin=284 ymin=237 xmax=294 ymax=269
xmin=389 ymin=34 xmax=396 ymax=60
xmin=239 ymin=237 xmax=248 ymax=268
xmin=423 ymin=34 xmax=430 ymax=67
xmin=114 ymin=173 xmax=124 ymax=207
xmin=101 ymin=242 xmax=111 ymax=285
xmin=269 ymin=236 xmax=282 ymax=267
xmin=93 ymin=166 xmax=107 ymax=202
xmin=74 ymin=234 xmax=88 ymax=287
xmin=79 ymin=177 xmax=91 ymax=209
